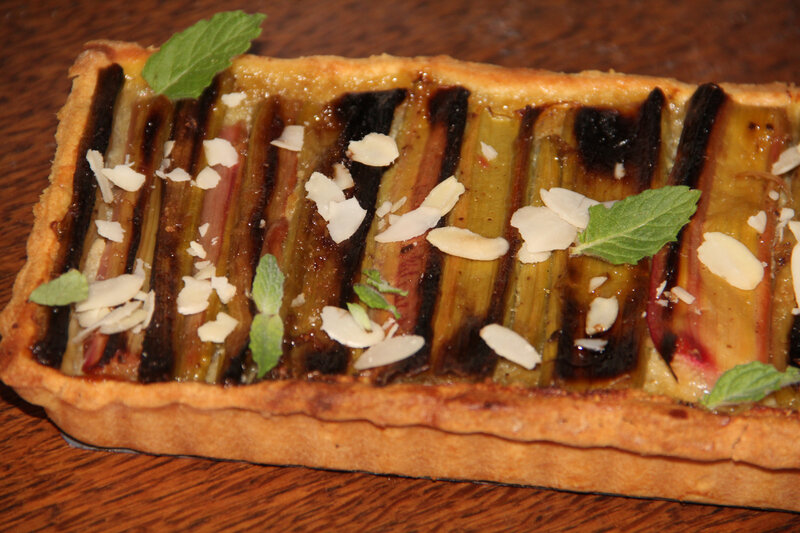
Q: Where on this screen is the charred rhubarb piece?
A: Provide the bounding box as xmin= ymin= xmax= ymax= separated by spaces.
xmin=139 ymin=81 xmax=219 ymax=383
xmin=32 ymin=64 xmax=124 ymax=369
xmin=279 ymin=89 xmax=407 ymax=378
xmin=553 ymin=90 xmax=665 ymax=387
xmin=647 ymin=83 xmax=792 ymax=395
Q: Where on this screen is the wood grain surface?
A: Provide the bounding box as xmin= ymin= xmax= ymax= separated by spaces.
xmin=1 ymin=1 xmax=799 ymax=530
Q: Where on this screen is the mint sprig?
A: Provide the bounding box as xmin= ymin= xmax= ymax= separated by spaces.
xmin=143 ymin=11 xmax=266 ymax=100
xmin=354 ymin=284 xmax=400 ymax=319
xmin=572 ymin=186 xmax=701 ymax=265
xmin=249 ymin=254 xmax=284 ymax=377
xmin=347 ymin=302 xmax=373 ymax=331
xmin=29 ymin=269 xmax=88 ymax=306
xmin=364 ymin=269 xmax=408 ymax=296
xmin=700 ymin=361 xmax=800 ymax=410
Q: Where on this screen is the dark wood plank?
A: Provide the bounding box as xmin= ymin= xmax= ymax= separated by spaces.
xmin=1 ymin=0 xmax=799 ymax=530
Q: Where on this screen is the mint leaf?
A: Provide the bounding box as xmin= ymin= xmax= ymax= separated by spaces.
xmin=701 ymin=362 xmax=800 ymax=409
xmin=354 ymin=284 xmax=400 ymax=319
xmin=29 ymin=270 xmax=88 ymax=306
xmin=249 ymin=313 xmax=284 ymax=378
xmin=572 ymin=186 xmax=701 ymax=265
xmin=142 ymin=11 xmax=266 ymax=99
xmin=364 ymin=269 xmax=408 ymax=296
xmin=347 ymin=302 xmax=373 ymax=331
xmin=252 ymin=254 xmax=284 ymax=315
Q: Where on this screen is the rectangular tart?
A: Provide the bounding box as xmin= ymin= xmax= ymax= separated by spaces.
xmin=2 ymin=40 xmax=800 ymax=511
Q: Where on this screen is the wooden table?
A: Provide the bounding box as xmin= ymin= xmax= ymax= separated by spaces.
xmin=1 ymin=1 xmax=798 ymax=530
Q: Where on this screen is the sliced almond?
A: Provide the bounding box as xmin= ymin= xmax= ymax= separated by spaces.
xmin=99 ymin=303 xmax=147 ymax=335
xmin=376 ymin=200 xmax=392 ymax=218
xmin=95 ymin=220 xmax=125 ymax=243
xmin=211 ymin=275 xmax=237 ymax=304
xmin=586 ymin=296 xmax=618 ymax=335
xmin=771 ymin=144 xmax=800 ymax=175
xmin=420 ymin=176 xmax=465 ymax=216
xmin=697 ymin=232 xmax=764 ymax=290
xmin=270 ymin=125 xmax=304 ymax=152
xmin=176 ymin=276 xmax=212 ymax=315
xmin=574 ymin=338 xmax=608 ymax=352
xmin=157 ymin=167 xmax=191 ymax=182
xmin=203 ymin=138 xmax=238 ymax=167
xmin=195 ymin=167 xmax=221 ymax=189
xmin=75 ymin=274 xmax=145 ymax=312
xmin=510 ymin=205 xmax=578 ymax=252
xmin=539 ymin=187 xmax=599 ymax=230
xmin=320 ymin=306 xmax=384 ymax=348
xmin=221 ymin=92 xmax=246 ymax=107
xmin=347 ymin=133 xmax=398 ymax=166
xmin=332 ymin=162 xmax=354 ymax=189
xmin=102 ymin=164 xmax=146 ymax=192
xmin=86 ymin=149 xmax=114 ymax=203
xmin=671 ymin=285 xmax=696 ymax=305
xmin=197 ymin=312 xmax=239 ymax=343
xmin=747 ymin=211 xmax=767 ymax=234
xmin=480 ymin=142 xmax=498 ymax=161
xmin=327 ymin=197 xmax=367 ymax=243
xmin=588 ymin=276 xmax=608 ymax=291
xmin=187 ymin=240 xmax=207 ymax=259
xmin=305 ymin=172 xmax=345 ymax=221
xmin=517 ymin=243 xmax=551 ymax=264
xmin=479 ymin=324 xmax=541 ymax=370
xmin=354 ymin=335 xmax=425 ymax=370
xmin=374 ymin=206 xmax=441 ymax=243
xmin=426 ymin=227 xmax=509 ymax=260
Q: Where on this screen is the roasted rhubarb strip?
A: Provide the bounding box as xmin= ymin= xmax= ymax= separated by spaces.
xmin=219 ymin=96 xmax=286 ymax=383
xmin=648 ymin=84 xmax=792 ymax=393
xmin=139 ymin=82 xmax=219 ymax=383
xmin=279 ymin=89 xmax=407 ymax=378
xmin=360 ymin=85 xmax=471 ymax=384
xmin=431 ymin=107 xmax=528 ymax=378
xmin=553 ymin=90 xmax=665 ymax=387
xmin=31 ymin=64 xmax=124 ymax=369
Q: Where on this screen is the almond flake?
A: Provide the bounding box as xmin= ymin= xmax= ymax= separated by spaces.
xmin=376 ymin=201 xmax=392 ymax=218
xmin=320 ymin=306 xmax=384 ymax=348
xmin=614 ymin=162 xmax=626 ymax=179
xmin=163 ymin=140 xmax=175 ymax=157
xmin=671 ymin=286 xmax=695 ymax=305
xmin=354 ymin=335 xmax=425 ymax=370
xmin=142 ymin=290 xmax=156 ymax=329
xmin=99 ymin=303 xmax=146 ymax=335
xmin=789 ymin=220 xmax=800 ymax=242
xmin=194 ymin=260 xmax=211 ymax=270
xmin=588 ymin=276 xmax=608 ymax=291
xmin=86 ymin=149 xmax=114 ymax=203
xmin=195 ymin=167 xmax=221 ymax=189
xmin=511 ymin=205 xmax=577 ymax=253
xmin=211 ymin=276 xmax=237 ymax=304
xmin=771 ymin=144 xmax=800 ymax=175
xmin=187 ymin=240 xmax=207 ymax=259
xmin=391 ymin=197 xmax=407 ymax=213
xmin=655 ymin=280 xmax=667 ymax=298
xmin=769 ymin=190 xmax=780 ymax=201
xmin=103 ymin=164 xmax=146 ymax=192
xmin=95 ymin=220 xmax=125 ymax=243
xmin=221 ymin=92 xmax=246 ymax=107
xmin=270 ymin=125 xmax=304 ymax=152
xmin=198 ymin=223 xmax=210 ymax=237
xmin=177 ymin=276 xmax=212 ymax=315
xmin=574 ymin=338 xmax=608 ymax=352
xmin=197 ymin=312 xmax=238 ymax=343
xmin=194 ymin=265 xmax=216 ymax=280
xmin=697 ymin=232 xmax=764 ymax=290
xmin=420 ymin=176 xmax=465 ymax=216
xmin=586 ymin=296 xmax=618 ymax=335
xmin=76 ymin=307 xmax=111 ymax=328
xmin=203 ymin=138 xmax=238 ymax=167
xmin=75 ymin=274 xmax=145 ymax=312
xmin=479 ymin=324 xmax=541 ymax=370
xmin=332 ymin=163 xmax=354 ymax=189
xmin=374 ymin=206 xmax=441 ymax=243
xmin=347 ymin=133 xmax=398 ymax=166
xmin=426 ymin=226 xmax=509 ymax=260
xmin=327 ymin=197 xmax=367 ymax=243
xmin=539 ymin=188 xmax=599 ymax=230
xmin=747 ymin=211 xmax=767 ymax=233
xmin=158 ymin=167 xmax=191 ymax=182
xmin=291 ymin=293 xmax=306 ymax=308
xmin=517 ymin=245 xmax=551 ymax=264
xmin=480 ymin=142 xmax=498 ymax=161
xmin=305 ymin=172 xmax=345 ymax=221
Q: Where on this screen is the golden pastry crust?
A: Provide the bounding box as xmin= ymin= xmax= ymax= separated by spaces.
xmin=3 ymin=41 xmax=800 ymax=511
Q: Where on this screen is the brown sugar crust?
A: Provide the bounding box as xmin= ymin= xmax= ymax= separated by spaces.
xmin=2 ymin=41 xmax=800 ymax=511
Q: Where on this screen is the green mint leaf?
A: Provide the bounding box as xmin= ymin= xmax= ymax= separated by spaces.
xmin=142 ymin=11 xmax=267 ymax=99
xmin=700 ymin=362 xmax=800 ymax=409
xmin=364 ymin=269 xmax=408 ymax=296
xmin=29 ymin=270 xmax=88 ymax=306
xmin=572 ymin=186 xmax=701 ymax=265
xmin=252 ymin=254 xmax=284 ymax=315
xmin=249 ymin=313 xmax=284 ymax=378
xmin=354 ymin=284 xmax=400 ymax=319
xmin=347 ymin=302 xmax=373 ymax=331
